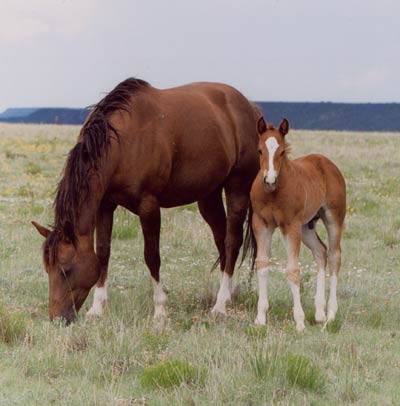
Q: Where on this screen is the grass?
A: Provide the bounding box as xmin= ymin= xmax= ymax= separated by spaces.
xmin=0 ymin=123 xmax=400 ymax=404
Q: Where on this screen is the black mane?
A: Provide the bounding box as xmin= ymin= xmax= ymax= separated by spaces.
xmin=44 ymin=78 xmax=148 ymax=264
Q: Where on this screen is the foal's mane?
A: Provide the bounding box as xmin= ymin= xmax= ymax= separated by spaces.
xmin=44 ymin=78 xmax=148 ymax=265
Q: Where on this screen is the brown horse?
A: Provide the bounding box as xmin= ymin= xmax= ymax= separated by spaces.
xmin=32 ymin=78 xmax=259 ymax=323
xmin=250 ymin=117 xmax=346 ymax=331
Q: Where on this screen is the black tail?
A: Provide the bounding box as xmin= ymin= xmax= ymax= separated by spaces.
xmin=240 ymin=203 xmax=257 ymax=269
xmin=210 ymin=201 xmax=257 ymax=272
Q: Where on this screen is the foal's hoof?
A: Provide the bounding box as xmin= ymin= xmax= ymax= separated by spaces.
xmin=86 ymin=307 xmax=103 ymax=317
xmin=296 ymin=321 xmax=306 ymax=332
xmin=211 ymin=305 xmax=227 ymax=317
xmin=153 ymin=315 xmax=169 ymax=331
xmin=327 ymin=310 xmax=336 ymax=322
xmin=254 ymin=316 xmax=266 ymax=326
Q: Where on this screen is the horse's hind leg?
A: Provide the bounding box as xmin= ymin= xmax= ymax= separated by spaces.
xmin=198 ymin=188 xmax=227 ymax=271
xmin=87 ymin=202 xmax=116 ymax=317
xmin=212 ymin=179 xmax=249 ymax=315
xmin=301 ymin=224 xmax=328 ymax=323
xmin=320 ymin=207 xmax=345 ymax=322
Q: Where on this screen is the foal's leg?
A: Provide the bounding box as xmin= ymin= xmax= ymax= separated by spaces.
xmin=321 ymin=209 xmax=344 ymax=322
xmin=301 ymin=225 xmax=328 ymax=323
xmin=212 ymin=182 xmax=249 ymax=315
xmin=253 ymin=213 xmax=274 ymax=325
xmin=198 ymin=188 xmax=227 ymax=271
xmin=138 ymin=196 xmax=167 ymax=325
xmin=87 ymin=202 xmax=116 ymax=317
xmin=283 ymin=223 xmax=305 ymax=331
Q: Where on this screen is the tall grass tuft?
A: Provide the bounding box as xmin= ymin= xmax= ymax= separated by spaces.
xmin=141 ymin=359 xmax=202 ymax=389
xmin=286 ymin=353 xmax=325 ymax=392
xmin=0 ymin=304 xmax=26 ymax=344
xmin=248 ymin=344 xmax=282 ymax=379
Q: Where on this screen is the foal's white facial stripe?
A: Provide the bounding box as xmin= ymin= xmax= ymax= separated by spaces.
xmin=265 ymin=137 xmax=279 ymax=182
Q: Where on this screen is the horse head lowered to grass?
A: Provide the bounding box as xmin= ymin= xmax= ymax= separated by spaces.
xmin=33 ymin=78 xmax=260 ymax=323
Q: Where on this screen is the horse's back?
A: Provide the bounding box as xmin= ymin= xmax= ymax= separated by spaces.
xmin=111 ymin=81 xmax=259 ymax=207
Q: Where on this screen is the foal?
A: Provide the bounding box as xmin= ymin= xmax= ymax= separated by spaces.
xmin=250 ymin=117 xmax=346 ymax=331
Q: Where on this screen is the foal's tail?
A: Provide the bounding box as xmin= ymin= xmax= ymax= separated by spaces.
xmin=240 ymin=202 xmax=257 ymax=269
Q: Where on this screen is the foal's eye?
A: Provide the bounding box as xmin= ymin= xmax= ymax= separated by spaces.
xmin=280 ymin=149 xmax=285 ymax=157
xmin=258 ymin=149 xmax=262 ymax=155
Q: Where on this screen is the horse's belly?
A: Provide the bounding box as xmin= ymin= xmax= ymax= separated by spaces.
xmin=158 ymin=168 xmax=229 ymax=207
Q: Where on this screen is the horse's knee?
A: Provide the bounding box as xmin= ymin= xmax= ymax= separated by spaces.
xmin=286 ymin=267 xmax=301 ymax=286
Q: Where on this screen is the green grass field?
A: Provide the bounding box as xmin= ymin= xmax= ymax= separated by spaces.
xmin=0 ymin=123 xmax=399 ymax=405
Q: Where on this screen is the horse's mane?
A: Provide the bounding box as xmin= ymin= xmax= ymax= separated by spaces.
xmin=44 ymin=78 xmax=149 ymax=265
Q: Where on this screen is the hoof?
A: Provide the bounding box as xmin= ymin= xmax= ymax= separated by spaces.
xmin=315 ymin=311 xmax=327 ymax=324
xmin=254 ymin=316 xmax=266 ymax=326
xmin=153 ymin=315 xmax=169 ymax=331
xmin=211 ymin=305 xmax=227 ymax=317
xmin=296 ymin=321 xmax=306 ymax=332
xmin=86 ymin=307 xmax=103 ymax=317
xmin=327 ymin=310 xmax=336 ymax=322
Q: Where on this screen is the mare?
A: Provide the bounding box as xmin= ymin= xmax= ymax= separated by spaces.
xmin=32 ymin=78 xmax=259 ymax=323
xmin=250 ymin=117 xmax=346 ymax=331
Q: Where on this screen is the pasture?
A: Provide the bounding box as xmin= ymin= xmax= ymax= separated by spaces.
xmin=0 ymin=122 xmax=399 ymax=405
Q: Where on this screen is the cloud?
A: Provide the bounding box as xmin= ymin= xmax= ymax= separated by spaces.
xmin=0 ymin=0 xmax=96 ymax=45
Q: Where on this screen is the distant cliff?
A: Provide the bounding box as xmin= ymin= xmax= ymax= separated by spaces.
xmin=255 ymin=102 xmax=400 ymax=132
xmin=1 ymin=103 xmax=400 ymax=131
xmin=0 ymin=108 xmax=90 ymax=125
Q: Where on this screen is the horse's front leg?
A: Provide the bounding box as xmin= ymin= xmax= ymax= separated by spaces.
xmin=282 ymin=222 xmax=305 ymax=331
xmin=253 ymin=213 xmax=274 ymax=325
xmin=139 ymin=196 xmax=168 ymax=327
xmin=87 ymin=202 xmax=116 ymax=317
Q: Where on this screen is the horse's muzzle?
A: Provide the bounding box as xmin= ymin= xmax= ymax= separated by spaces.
xmin=263 ymin=177 xmax=277 ymax=192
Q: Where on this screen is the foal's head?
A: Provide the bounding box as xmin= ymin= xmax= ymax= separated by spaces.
xmin=256 ymin=117 xmax=289 ymax=192
xmin=32 ymin=222 xmax=100 ymax=323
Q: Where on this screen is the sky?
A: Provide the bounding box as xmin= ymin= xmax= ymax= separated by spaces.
xmin=1 ymin=0 xmax=399 ymax=112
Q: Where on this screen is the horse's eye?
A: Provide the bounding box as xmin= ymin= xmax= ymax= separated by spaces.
xmin=258 ymin=149 xmax=262 ymax=155
xmin=280 ymin=149 xmax=285 ymax=157
xmin=60 ymin=265 xmax=71 ymax=277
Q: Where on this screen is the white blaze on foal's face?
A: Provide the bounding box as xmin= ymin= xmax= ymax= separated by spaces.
xmin=264 ymin=136 xmax=279 ymax=185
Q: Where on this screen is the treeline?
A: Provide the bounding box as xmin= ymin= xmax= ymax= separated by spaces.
xmin=1 ymin=103 xmax=400 ymax=131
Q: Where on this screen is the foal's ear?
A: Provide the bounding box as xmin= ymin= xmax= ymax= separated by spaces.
xmin=279 ymin=118 xmax=289 ymax=137
xmin=32 ymin=221 xmax=50 ymax=238
xmin=257 ymin=116 xmax=267 ymax=135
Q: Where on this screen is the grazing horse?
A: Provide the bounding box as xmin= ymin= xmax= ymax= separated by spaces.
xmin=32 ymin=78 xmax=259 ymax=323
xmin=250 ymin=117 xmax=346 ymax=331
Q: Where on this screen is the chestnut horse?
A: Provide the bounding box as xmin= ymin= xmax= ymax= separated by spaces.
xmin=32 ymin=78 xmax=259 ymax=323
xmin=251 ymin=117 xmax=346 ymax=331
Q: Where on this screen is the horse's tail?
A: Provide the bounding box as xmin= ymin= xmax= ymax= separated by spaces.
xmin=210 ymin=201 xmax=257 ymax=272
xmin=240 ymin=202 xmax=257 ymax=269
